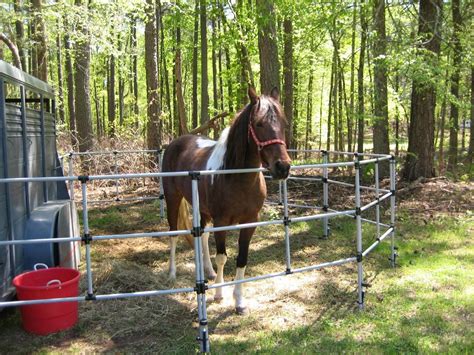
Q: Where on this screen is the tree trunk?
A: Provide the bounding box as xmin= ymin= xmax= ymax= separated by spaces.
xmin=211 ymin=2 xmax=219 ymax=138
xmin=14 ymin=0 xmax=27 ymax=71
xmin=438 ymin=86 xmax=448 ymax=173
xmin=160 ymin=14 xmax=171 ymax=124
xmin=403 ymin=0 xmax=442 ymax=181
xmin=93 ymin=77 xmax=101 ymax=138
xmin=118 ymin=73 xmax=124 ymax=127
xmin=293 ymin=63 xmax=299 ymax=152
xmin=372 ymin=0 xmax=390 ymax=173
xmin=31 ymin=0 xmax=48 ymax=81
xmin=319 ymin=70 xmax=325 ymax=150
xmin=192 ymin=0 xmax=199 ymax=129
xmin=224 ymin=47 xmax=233 ymax=114
xmin=200 ymin=0 xmax=210 ymax=129
xmin=64 ymin=26 xmax=76 ymax=148
xmin=74 ymin=0 xmax=93 ymax=154
xmin=467 ymin=66 xmax=474 ymax=164
xmin=55 ymin=29 xmax=65 ymax=123
xmin=305 ymin=69 xmax=314 ymax=154
xmin=357 ymin=0 xmax=367 ymax=153
xmin=107 ymin=54 xmax=116 ymax=137
xmin=349 ymin=1 xmax=357 ymax=152
xmin=145 ymin=0 xmax=161 ymax=150
xmin=337 ymin=65 xmax=344 ymax=152
xmin=283 ymin=18 xmax=293 ymax=148
xmin=131 ymin=17 xmax=139 ymax=129
xmin=327 ymin=48 xmax=336 ymax=151
xmin=257 ymin=0 xmax=280 ymax=94
xmin=447 ymin=0 xmax=462 ymax=171
xmin=175 ymin=24 xmax=188 ymax=135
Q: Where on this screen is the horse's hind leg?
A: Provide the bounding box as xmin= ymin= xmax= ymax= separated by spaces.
xmin=213 ymin=230 xmax=227 ymax=302
xmin=165 ymin=191 xmax=182 ymax=280
xmin=202 ymin=228 xmax=217 ymax=280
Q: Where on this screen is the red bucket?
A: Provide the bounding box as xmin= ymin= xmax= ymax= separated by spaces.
xmin=12 ymin=264 xmax=80 ymax=335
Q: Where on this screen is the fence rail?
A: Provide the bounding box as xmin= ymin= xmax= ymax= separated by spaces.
xmin=0 ymin=150 xmax=397 ymax=353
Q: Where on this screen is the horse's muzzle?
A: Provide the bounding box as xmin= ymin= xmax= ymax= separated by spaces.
xmin=271 ymin=160 xmax=291 ymax=180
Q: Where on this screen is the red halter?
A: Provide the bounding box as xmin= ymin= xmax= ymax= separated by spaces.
xmin=248 ymin=122 xmax=286 ymax=151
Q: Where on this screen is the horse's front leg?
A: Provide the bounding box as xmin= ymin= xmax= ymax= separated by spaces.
xmin=213 ymin=230 xmax=227 ymax=302
xmin=234 ymin=226 xmax=255 ymax=314
xmin=202 ymin=228 xmax=216 ymax=280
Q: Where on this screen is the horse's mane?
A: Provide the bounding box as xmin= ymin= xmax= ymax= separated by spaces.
xmin=223 ymin=103 xmax=253 ymax=170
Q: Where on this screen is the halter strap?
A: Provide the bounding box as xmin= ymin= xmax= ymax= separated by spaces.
xmin=248 ymin=122 xmax=286 ymax=151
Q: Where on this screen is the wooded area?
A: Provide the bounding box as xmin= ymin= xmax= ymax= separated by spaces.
xmin=0 ymin=0 xmax=472 ymax=180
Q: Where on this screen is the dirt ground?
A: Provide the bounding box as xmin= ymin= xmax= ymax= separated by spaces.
xmin=0 ymin=174 xmax=472 ymax=352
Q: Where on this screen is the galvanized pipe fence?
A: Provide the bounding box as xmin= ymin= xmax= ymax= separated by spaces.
xmin=1 ymin=150 xmax=397 ymax=353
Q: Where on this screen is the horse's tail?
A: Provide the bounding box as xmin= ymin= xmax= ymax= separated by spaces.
xmin=177 ymin=198 xmax=194 ymax=248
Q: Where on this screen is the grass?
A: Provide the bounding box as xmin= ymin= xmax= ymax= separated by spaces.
xmin=0 ymin=183 xmax=472 ymax=353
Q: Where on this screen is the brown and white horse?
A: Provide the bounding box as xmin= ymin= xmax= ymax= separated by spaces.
xmin=162 ymin=87 xmax=291 ymax=314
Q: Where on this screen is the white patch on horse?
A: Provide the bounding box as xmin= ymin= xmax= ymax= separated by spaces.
xmin=196 ymin=138 xmax=217 ymax=148
xmin=233 ymin=266 xmax=246 ymax=310
xmin=206 ymin=127 xmax=230 ymax=184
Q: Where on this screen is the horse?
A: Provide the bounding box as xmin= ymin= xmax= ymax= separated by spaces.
xmin=162 ymin=87 xmax=291 ymax=314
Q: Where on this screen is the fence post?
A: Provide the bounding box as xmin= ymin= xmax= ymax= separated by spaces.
xmin=190 ymin=172 xmax=210 ymax=353
xmin=354 ymin=153 xmax=364 ymax=310
xmin=374 ymin=159 xmax=381 ymax=239
xmin=80 ymin=176 xmax=95 ymax=300
xmin=68 ymin=153 xmax=75 ymax=201
xmin=282 ymin=179 xmax=291 ymax=273
xmin=322 ymin=150 xmax=329 ymax=238
xmin=389 ymin=156 xmax=397 ymax=267
xmin=113 ymin=151 xmax=119 ymax=201
xmin=278 ymin=180 xmax=283 ymax=205
xmin=158 ymin=149 xmax=165 ymax=219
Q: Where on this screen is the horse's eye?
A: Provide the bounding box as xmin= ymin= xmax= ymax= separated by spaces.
xmin=256 ymin=122 xmax=263 ymax=128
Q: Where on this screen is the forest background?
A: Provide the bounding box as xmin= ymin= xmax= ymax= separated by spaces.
xmin=0 ymin=0 xmax=472 ymax=181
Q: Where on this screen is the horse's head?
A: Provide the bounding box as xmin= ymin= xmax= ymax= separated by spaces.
xmin=248 ymin=87 xmax=291 ymax=180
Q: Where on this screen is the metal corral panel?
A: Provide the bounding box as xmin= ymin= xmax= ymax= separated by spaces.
xmin=0 ymin=60 xmax=76 ymax=301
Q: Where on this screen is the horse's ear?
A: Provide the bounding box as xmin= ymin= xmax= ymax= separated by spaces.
xmin=270 ymin=87 xmax=280 ymax=101
xmin=248 ymin=86 xmax=259 ymax=105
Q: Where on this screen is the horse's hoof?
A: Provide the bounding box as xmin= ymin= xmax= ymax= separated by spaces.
xmin=168 ymin=272 xmax=176 ymax=281
xmin=235 ymin=306 xmax=248 ymax=315
xmin=213 ymin=295 xmax=223 ymax=303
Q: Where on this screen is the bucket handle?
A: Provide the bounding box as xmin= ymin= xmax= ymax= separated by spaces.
xmin=46 ymin=279 xmax=62 ymax=288
xmin=34 ymin=263 xmax=49 ymax=271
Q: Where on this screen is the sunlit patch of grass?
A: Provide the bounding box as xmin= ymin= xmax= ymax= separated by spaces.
xmin=1 ymin=196 xmax=472 ymax=353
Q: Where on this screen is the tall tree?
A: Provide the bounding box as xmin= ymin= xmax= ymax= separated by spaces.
xmin=467 ymin=66 xmax=474 ymax=164
xmin=283 ymin=17 xmax=293 ymax=148
xmin=191 ymin=0 xmax=199 ymax=129
xmin=175 ymin=20 xmax=188 ymax=135
xmin=131 ymin=16 xmax=139 ymax=129
xmin=107 ymin=53 xmax=116 ymax=137
xmin=257 ymin=0 xmax=280 ymax=94
xmin=145 ymin=0 xmax=161 ymax=149
xmin=403 ymin=0 xmax=443 ymax=181
xmin=64 ymin=20 xmax=76 ymax=148
xmin=357 ymin=0 xmax=367 ymax=153
xmin=211 ymin=0 xmax=219 ymax=137
xmin=31 ymin=0 xmax=48 ymax=81
xmin=447 ymin=0 xmax=462 ymax=171
xmin=14 ymin=0 xmax=27 ymax=71
xmin=349 ymin=1 xmax=357 ymax=152
xmin=305 ymin=68 xmax=314 ymax=152
xmin=55 ymin=29 xmax=65 ymax=123
xmin=372 ymin=0 xmax=390 ymax=170
xmin=200 ymin=0 xmax=209 ymax=128
xmin=74 ymin=0 xmax=93 ymax=153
